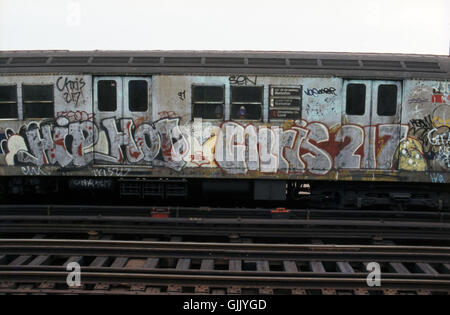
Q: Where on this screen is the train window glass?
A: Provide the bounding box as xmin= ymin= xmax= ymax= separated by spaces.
xmin=231 ymin=86 xmax=263 ymax=120
xmin=192 ymin=86 xmax=224 ymax=119
xmin=129 ymin=80 xmax=148 ymax=112
xmin=346 ymin=84 xmax=365 ymax=115
xmin=377 ymin=85 xmax=397 ymax=116
xmin=98 ymin=80 xmax=117 ymax=111
xmin=0 ymin=85 xmax=18 ymax=119
xmin=22 ymin=85 xmax=54 ymax=118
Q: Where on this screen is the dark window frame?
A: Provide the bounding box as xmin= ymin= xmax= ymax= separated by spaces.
xmin=22 ymin=84 xmax=54 ymax=119
xmin=230 ymin=85 xmax=264 ymax=121
xmin=0 ymin=85 xmax=18 ymax=119
xmin=191 ymin=85 xmax=225 ymax=120
xmin=345 ymin=83 xmax=366 ymax=116
xmin=128 ymin=80 xmax=149 ymax=112
xmin=377 ymin=84 xmax=398 ymax=116
xmin=97 ymin=80 xmax=118 ymax=112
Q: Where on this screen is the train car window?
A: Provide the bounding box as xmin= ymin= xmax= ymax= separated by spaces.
xmin=346 ymin=84 xmax=365 ymax=115
xmin=231 ymin=86 xmax=263 ymax=120
xmin=0 ymin=85 xmax=18 ymax=119
xmin=98 ymin=80 xmax=117 ymax=111
xmin=377 ymin=85 xmax=397 ymax=116
xmin=129 ymin=80 xmax=148 ymax=112
xmin=192 ymin=85 xmax=224 ymax=119
xmin=22 ymin=85 xmax=54 ymax=118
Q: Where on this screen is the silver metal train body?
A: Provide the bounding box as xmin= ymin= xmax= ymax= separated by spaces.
xmin=0 ymin=51 xmax=448 ymax=206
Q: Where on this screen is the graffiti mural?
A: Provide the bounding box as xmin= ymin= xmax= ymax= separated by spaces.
xmin=213 ymin=120 xmax=408 ymax=175
xmin=0 ymin=117 xmax=188 ymax=171
xmin=406 ymin=104 xmax=450 ymax=170
xmin=0 ymin=115 xmax=413 ymax=175
xmin=0 ymin=74 xmax=447 ymax=180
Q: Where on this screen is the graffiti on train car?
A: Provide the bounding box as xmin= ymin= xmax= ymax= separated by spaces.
xmin=56 ymin=76 xmax=86 ymax=106
xmin=304 ymin=87 xmax=337 ymax=97
xmin=0 ymin=115 xmax=423 ymax=175
xmin=212 ymin=120 xmax=409 ymax=174
xmin=406 ymin=103 xmax=450 ymax=170
xmin=56 ymin=110 xmax=95 ymax=122
xmin=0 ymin=116 xmax=188 ymax=171
xmin=431 ymin=81 xmax=450 ymax=104
xmin=1 ymin=77 xmax=449 ymax=174
xmin=229 ymin=75 xmax=258 ymax=86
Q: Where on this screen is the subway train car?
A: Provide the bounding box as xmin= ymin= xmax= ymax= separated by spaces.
xmin=0 ymin=51 xmax=448 ymax=209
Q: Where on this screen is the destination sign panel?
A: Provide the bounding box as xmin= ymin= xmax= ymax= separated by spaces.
xmin=269 ymin=85 xmax=302 ymax=120
xmin=270 ymin=87 xmax=302 ymax=97
xmin=270 ymin=98 xmax=301 ymax=107
xmin=269 ymin=109 xmax=301 ymax=119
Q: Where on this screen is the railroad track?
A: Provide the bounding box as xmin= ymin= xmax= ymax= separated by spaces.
xmin=1 ymin=204 xmax=449 ymax=295
xmin=0 ymin=204 xmax=449 ymax=221
xmin=1 ymin=214 xmax=450 ymax=244
xmin=0 ymin=237 xmax=450 ymax=295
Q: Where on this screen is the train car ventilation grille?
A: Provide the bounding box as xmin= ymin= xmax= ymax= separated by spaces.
xmin=51 ymin=57 xmax=90 ymax=64
xmin=91 ymin=57 xmax=130 ymax=64
xmin=404 ymin=61 xmax=440 ymax=69
xmin=164 ymin=57 xmax=202 ymax=64
xmin=132 ymin=57 xmax=161 ymax=64
xmin=10 ymin=57 xmax=49 ymax=64
xmin=321 ymin=59 xmax=360 ymax=67
xmin=204 ymin=57 xmax=245 ymax=65
xmin=247 ymin=58 xmax=286 ymax=65
xmin=289 ymin=59 xmax=318 ymax=66
xmin=362 ymin=60 xmax=402 ymax=68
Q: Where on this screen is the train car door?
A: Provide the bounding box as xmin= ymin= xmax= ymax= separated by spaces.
xmin=370 ymin=80 xmax=404 ymax=170
xmin=93 ymin=76 xmax=152 ymax=166
xmin=342 ymin=80 xmax=404 ymax=170
xmin=341 ymin=80 xmax=372 ymax=169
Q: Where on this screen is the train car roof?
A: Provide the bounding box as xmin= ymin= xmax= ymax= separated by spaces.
xmin=0 ymin=50 xmax=449 ymax=80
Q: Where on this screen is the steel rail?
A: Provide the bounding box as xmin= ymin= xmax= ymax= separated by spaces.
xmin=0 ymin=204 xmax=448 ymax=221
xmin=1 ymin=225 xmax=449 ymax=242
xmin=0 ymin=265 xmax=449 ymax=281
xmin=3 ymin=238 xmax=450 ymax=251
xmin=0 ymin=227 xmax=450 ymax=242
xmin=1 ymin=239 xmax=450 ymax=262
xmin=1 ymin=215 xmax=450 ymax=228
xmin=1 ymin=270 xmax=450 ymax=291
xmin=1 ymin=214 xmax=450 ymax=242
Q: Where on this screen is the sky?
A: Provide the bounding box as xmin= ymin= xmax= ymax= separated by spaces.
xmin=0 ymin=0 xmax=448 ymax=55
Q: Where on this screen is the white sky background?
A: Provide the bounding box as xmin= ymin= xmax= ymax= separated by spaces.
xmin=0 ymin=0 xmax=448 ymax=55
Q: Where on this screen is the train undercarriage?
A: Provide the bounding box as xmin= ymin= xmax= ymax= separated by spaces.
xmin=1 ymin=176 xmax=448 ymax=211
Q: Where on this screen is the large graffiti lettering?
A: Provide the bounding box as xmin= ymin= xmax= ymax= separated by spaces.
xmin=213 ymin=120 xmax=409 ymax=175
xmin=1 ymin=116 xmax=416 ymax=175
xmin=0 ymin=117 xmax=188 ymax=171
